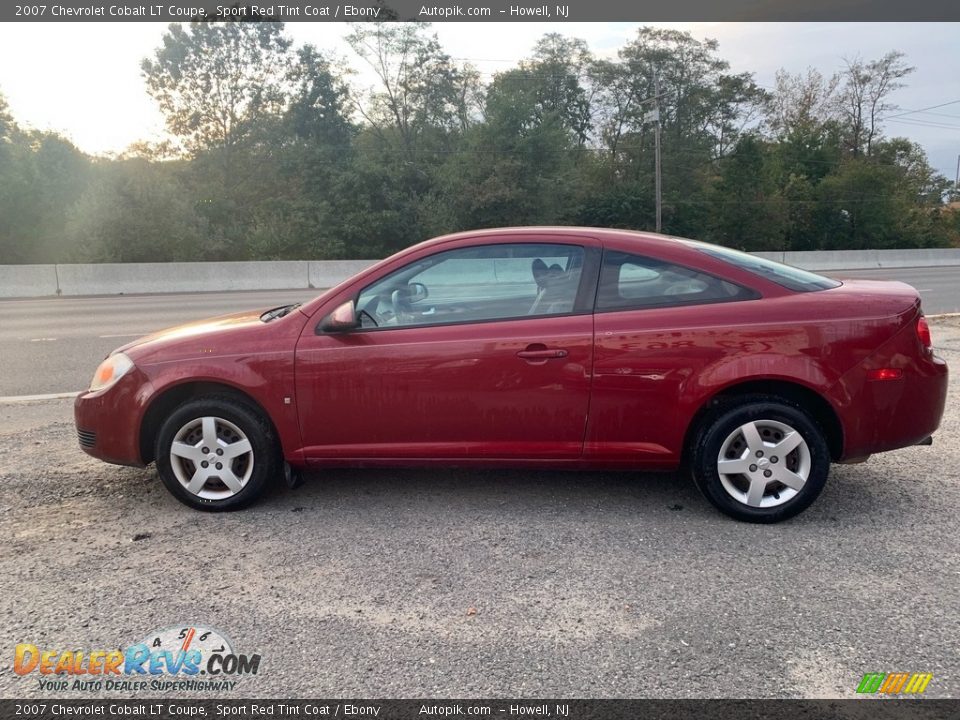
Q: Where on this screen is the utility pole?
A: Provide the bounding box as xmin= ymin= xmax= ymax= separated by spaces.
xmin=654 ymin=71 xmax=662 ymax=233
xmin=955 ymin=153 xmax=959 ymax=200
xmin=640 ymin=76 xmax=666 ymax=232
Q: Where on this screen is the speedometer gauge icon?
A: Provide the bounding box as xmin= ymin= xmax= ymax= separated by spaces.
xmin=139 ymin=624 xmax=234 ymax=662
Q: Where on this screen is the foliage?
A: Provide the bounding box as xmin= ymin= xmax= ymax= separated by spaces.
xmin=66 ymin=159 xmax=206 ymax=262
xmin=141 ymin=21 xmax=292 ymax=156
xmin=0 ymin=120 xmax=90 ymax=263
xmin=0 ymin=24 xmax=956 ymax=265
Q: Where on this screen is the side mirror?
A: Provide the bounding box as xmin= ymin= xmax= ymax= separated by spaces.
xmin=320 ymin=300 xmax=359 ymax=332
xmin=407 ymin=282 xmax=429 ymax=303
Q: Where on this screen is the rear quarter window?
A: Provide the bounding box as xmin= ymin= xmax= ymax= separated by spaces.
xmin=597 ymin=251 xmax=757 ymax=311
xmin=684 ymin=241 xmax=841 ymax=292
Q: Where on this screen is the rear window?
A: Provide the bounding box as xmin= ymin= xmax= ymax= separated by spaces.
xmin=684 ymin=241 xmax=840 ymax=293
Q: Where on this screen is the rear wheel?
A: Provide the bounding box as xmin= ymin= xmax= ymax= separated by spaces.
xmin=155 ymin=396 xmax=279 ymax=511
xmin=691 ymin=397 xmax=830 ymax=523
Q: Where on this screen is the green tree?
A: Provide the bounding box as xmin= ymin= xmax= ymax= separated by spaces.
xmin=0 ymin=91 xmax=24 ymax=263
xmin=2 ymin=30 xmax=954 ymax=265
xmin=708 ymin=135 xmax=787 ymax=250
xmin=431 ymin=34 xmax=598 ymax=231
xmin=342 ymin=22 xmax=475 ymax=254
xmin=142 ymin=21 xmax=292 ymax=157
xmin=0 ymin=91 xmax=12 ymax=143
xmin=838 ymin=52 xmax=914 ymax=158
xmin=588 ymin=27 xmax=765 ymax=232
xmin=0 ymin=117 xmax=90 ymax=264
xmin=248 ymin=44 xmax=356 ymax=260
xmin=345 ymin=22 xmax=465 ymax=156
xmin=66 ymin=159 xmax=206 ymax=262
xmin=285 ymin=44 xmax=353 ymax=148
xmin=816 ymin=159 xmax=914 ymax=250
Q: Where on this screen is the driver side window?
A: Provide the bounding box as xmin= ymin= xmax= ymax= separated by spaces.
xmin=356 ymin=243 xmax=585 ymax=329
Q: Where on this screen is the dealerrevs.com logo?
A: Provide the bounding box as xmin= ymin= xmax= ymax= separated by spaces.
xmin=13 ymin=624 xmax=261 ymax=693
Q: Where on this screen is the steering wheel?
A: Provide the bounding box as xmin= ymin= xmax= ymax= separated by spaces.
xmin=357 ymin=296 xmax=390 ymax=327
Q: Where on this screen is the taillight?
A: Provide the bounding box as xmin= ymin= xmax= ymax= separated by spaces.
xmin=916 ymin=315 xmax=932 ymax=349
xmin=866 ymin=368 xmax=903 ymax=381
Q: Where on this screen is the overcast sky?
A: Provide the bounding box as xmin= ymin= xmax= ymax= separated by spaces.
xmin=0 ymin=22 xmax=957 ymax=178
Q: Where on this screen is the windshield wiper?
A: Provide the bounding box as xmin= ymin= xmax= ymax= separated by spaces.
xmin=260 ymin=303 xmax=302 ymax=322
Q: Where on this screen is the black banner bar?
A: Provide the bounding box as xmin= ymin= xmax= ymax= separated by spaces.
xmin=3 ymin=699 xmax=959 ymax=720
xmin=3 ymin=0 xmax=959 ymax=22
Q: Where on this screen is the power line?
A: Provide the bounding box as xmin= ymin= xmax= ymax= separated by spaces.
xmin=887 ymin=118 xmax=960 ymax=131
xmin=879 ymin=99 xmax=960 ymax=121
xmin=908 ymin=109 xmax=960 ymax=120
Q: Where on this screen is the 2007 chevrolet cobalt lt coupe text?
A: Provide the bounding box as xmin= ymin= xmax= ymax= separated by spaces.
xmin=75 ymin=228 xmax=948 ymax=522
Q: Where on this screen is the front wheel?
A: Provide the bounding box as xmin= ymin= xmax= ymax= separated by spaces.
xmin=690 ymin=397 xmax=830 ymax=523
xmin=155 ymin=396 xmax=280 ymax=511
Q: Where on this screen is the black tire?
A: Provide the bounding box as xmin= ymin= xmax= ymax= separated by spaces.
xmin=155 ymin=395 xmax=279 ymax=511
xmin=690 ymin=395 xmax=830 ymax=523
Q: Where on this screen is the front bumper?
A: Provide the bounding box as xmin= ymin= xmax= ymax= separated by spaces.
xmin=74 ymin=368 xmax=154 ymax=467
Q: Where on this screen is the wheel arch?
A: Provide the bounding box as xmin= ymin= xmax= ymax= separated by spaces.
xmin=139 ymin=380 xmax=282 ymax=465
xmin=684 ymin=379 xmax=844 ymax=462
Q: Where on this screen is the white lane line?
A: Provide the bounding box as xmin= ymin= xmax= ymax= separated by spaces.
xmin=99 ymin=333 xmax=142 ymax=338
xmin=29 ymin=337 xmax=58 ymax=342
xmin=0 ymin=391 xmax=81 ymax=404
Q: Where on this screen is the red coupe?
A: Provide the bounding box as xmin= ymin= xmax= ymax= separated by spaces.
xmin=75 ymin=228 xmax=948 ymax=522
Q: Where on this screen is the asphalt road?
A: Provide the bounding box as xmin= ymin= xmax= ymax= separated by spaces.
xmin=1 ymin=289 xmax=316 ymax=397
xmin=0 ymin=318 xmax=958 ymax=699
xmin=830 ymin=266 xmax=960 ymax=311
xmin=1 ymin=266 xmax=958 ymax=398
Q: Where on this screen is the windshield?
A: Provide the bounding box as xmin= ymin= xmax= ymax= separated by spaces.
xmin=683 ymin=241 xmax=841 ymax=293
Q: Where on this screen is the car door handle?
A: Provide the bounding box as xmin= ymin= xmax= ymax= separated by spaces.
xmin=517 ymin=348 xmax=568 ymax=360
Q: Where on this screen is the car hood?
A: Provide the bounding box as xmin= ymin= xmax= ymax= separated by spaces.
xmin=112 ymin=309 xmax=273 ymax=362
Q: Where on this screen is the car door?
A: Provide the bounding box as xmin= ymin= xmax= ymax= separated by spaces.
xmin=295 ymin=237 xmax=601 ymax=463
xmin=585 ymin=249 xmax=760 ymax=465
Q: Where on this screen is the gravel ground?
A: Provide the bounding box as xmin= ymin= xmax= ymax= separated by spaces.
xmin=1 ymin=319 xmax=959 ymax=699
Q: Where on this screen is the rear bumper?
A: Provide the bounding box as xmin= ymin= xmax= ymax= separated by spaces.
xmin=74 ymin=369 xmax=154 ymax=467
xmin=835 ymin=350 xmax=948 ymax=460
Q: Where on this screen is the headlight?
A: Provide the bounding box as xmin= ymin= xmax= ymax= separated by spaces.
xmin=89 ymin=353 xmax=135 ymax=392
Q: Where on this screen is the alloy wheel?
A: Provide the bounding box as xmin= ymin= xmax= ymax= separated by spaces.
xmin=716 ymin=419 xmax=811 ymax=508
xmin=169 ymin=416 xmax=254 ymax=500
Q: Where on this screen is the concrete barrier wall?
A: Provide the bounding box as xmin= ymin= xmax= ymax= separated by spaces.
xmin=753 ymin=248 xmax=960 ymax=271
xmin=2 ymin=249 xmax=959 ymax=298
xmin=0 ymin=264 xmax=60 ymax=299
xmin=308 ymin=260 xmax=378 ymax=289
xmin=55 ymin=261 xmax=312 ymax=296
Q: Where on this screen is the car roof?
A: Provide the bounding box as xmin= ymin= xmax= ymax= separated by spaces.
xmin=423 ymin=226 xmax=685 ymax=250
xmin=432 ymin=225 xmax=660 ymax=239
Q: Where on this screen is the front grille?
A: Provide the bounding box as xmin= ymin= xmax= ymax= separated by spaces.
xmin=77 ymin=429 xmax=96 ymax=448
